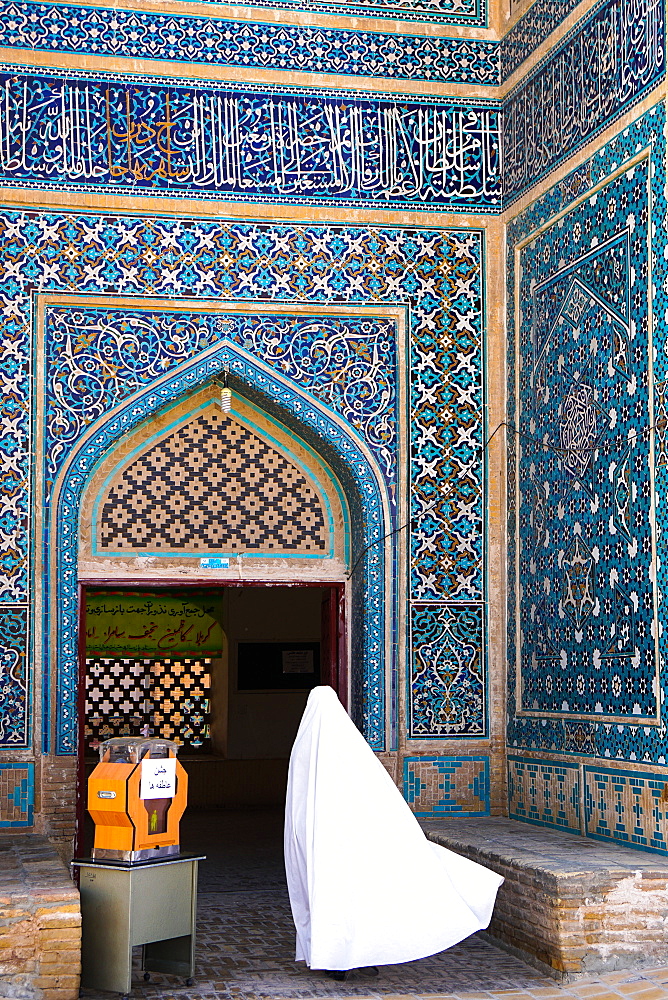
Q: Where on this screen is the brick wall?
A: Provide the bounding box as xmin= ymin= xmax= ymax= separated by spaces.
xmin=489 ymin=736 xmax=506 ymax=815
xmin=0 ymin=836 xmax=81 ymax=1000
xmin=36 ymin=758 xmax=77 ymax=854
xmin=424 ymin=817 xmax=668 ymax=980
xmin=487 ymin=861 xmax=668 ymax=976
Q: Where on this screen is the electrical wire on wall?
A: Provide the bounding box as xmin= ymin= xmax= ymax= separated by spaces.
xmin=346 ymin=415 xmax=661 ymax=580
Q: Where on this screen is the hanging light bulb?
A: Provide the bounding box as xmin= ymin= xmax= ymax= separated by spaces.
xmin=216 ymin=370 xmax=232 ymax=412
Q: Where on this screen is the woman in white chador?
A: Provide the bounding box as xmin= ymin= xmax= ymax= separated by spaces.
xmin=284 ymin=686 xmax=504 ymax=974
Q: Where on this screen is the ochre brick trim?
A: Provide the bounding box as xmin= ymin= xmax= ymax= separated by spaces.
xmin=37 ymin=757 xmax=77 ymax=847
xmin=0 ymin=835 xmax=81 ymax=1000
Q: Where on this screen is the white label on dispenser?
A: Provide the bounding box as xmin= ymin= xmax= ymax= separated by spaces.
xmin=140 ymin=758 xmax=177 ymax=800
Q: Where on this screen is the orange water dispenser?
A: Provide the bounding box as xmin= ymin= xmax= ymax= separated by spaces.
xmin=87 ymin=737 xmax=188 ymax=863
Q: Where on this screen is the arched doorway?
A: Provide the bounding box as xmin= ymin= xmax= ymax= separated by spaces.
xmin=73 ymin=377 xmax=363 ymax=851
xmin=48 ymin=340 xmax=393 ymax=763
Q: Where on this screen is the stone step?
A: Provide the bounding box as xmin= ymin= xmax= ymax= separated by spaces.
xmin=421 ymin=817 xmax=668 ymax=982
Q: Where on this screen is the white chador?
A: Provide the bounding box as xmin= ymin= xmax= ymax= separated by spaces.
xmin=284 ymin=686 xmax=504 ymax=971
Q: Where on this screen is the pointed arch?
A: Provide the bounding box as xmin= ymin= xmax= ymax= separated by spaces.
xmin=80 ymin=389 xmax=348 ymax=566
xmin=48 ymin=339 xmax=394 ymax=753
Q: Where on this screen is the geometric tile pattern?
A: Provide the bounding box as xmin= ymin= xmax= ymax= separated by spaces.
xmin=0 ymin=213 xmax=483 ymax=752
xmin=0 ymin=67 xmax=501 ymax=212
xmin=8 ymin=0 xmax=659 ymax=91
xmin=0 ymin=1 xmax=499 ymax=83
xmin=584 ymin=766 xmax=668 ymax=854
xmin=655 ymin=378 xmax=668 ymax=468
xmin=2 ymin=0 xmax=660 ymax=94
xmin=506 ymin=103 xmax=668 ymax=763
xmin=500 ymin=0 xmax=586 ymax=80
xmin=562 ymin=721 xmax=598 ymax=756
xmin=144 ymin=0 xmax=488 ymax=24
xmin=56 ymin=343 xmax=389 ymax=752
xmin=70 ymin=228 xmax=477 ymax=747
xmin=403 ymin=755 xmax=490 ymax=817
xmin=0 ymin=0 xmax=486 ymax=32
xmin=42 ymin=304 xmax=409 ymax=749
xmin=0 ymin=762 xmax=34 ymax=826
xmin=98 ymin=411 xmax=328 ymax=554
xmin=46 ymin=310 xmax=398 ymax=499
xmin=508 ymin=757 xmax=582 ymax=835
xmin=410 ymin=272 xmax=485 ymax=601
xmin=503 ymin=0 xmax=665 ymax=205
xmin=516 ymin=167 xmax=656 ymax=723
xmin=150 ymin=659 xmax=211 ymax=750
xmin=58 ymin=349 xmax=394 ymax=753
xmin=84 ymin=658 xmax=148 ymax=753
xmin=508 ymin=760 xmax=668 ymax=857
xmin=84 ymin=657 xmax=211 ymax=754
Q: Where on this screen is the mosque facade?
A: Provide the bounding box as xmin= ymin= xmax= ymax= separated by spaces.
xmin=0 ymin=0 xmax=665 ymax=858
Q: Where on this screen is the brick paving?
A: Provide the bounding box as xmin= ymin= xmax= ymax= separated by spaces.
xmin=78 ymin=809 xmax=668 ymax=1000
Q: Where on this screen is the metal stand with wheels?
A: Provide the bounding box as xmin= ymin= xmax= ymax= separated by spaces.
xmin=72 ymin=854 xmax=204 ymax=997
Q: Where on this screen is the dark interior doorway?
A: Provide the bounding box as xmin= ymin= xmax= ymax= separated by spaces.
xmin=76 ymin=581 xmax=345 ymax=858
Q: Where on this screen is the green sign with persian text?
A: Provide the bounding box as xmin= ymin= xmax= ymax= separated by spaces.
xmin=85 ymin=591 xmax=223 ymax=656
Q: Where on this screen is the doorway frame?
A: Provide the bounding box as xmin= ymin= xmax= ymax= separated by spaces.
xmin=75 ymin=578 xmax=346 ymax=857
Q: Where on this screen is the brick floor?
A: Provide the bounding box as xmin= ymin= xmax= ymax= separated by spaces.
xmin=78 ymin=809 xmax=668 ymax=1000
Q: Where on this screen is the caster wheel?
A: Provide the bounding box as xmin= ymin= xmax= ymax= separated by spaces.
xmin=185 ymin=978 xmax=194 ymax=987
xmin=143 ymin=973 xmax=151 ymax=981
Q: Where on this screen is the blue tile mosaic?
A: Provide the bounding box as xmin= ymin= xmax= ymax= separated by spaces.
xmin=0 ymin=213 xmax=484 ymax=752
xmin=410 ymin=228 xmax=484 ymax=603
xmin=508 ymin=756 xmax=582 ymax=834
xmin=0 ymin=762 xmax=34 ymax=825
xmin=0 ymin=66 xmax=501 ymax=212
xmin=0 ymin=2 xmax=499 ymax=85
xmin=4 ymin=0 xmax=653 ymax=90
xmin=0 ymin=607 xmax=29 ymax=747
xmin=503 ymin=0 xmax=665 ymax=206
xmin=44 ymin=309 xmax=396 ymax=751
xmin=516 ymin=178 xmax=655 ymax=722
xmin=44 ymin=310 xmax=398 ymax=504
xmin=404 ymin=755 xmax=490 ymax=817
xmin=510 ymin=758 xmax=668 ymax=854
xmin=52 ymin=340 xmax=389 ymax=752
xmin=409 ymin=603 xmax=485 ymax=737
xmin=70 ymin=0 xmax=487 ymax=25
xmin=500 ymin=0 xmax=588 ymax=81
xmin=506 ymin=104 xmax=668 ymax=763
xmin=584 ymin=765 xmax=668 ymax=853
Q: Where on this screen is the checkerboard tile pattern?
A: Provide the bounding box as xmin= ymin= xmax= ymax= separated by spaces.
xmin=84 ymin=657 xmax=211 ymax=754
xmin=0 ymin=763 xmax=34 ymax=827
xmin=403 ymin=756 xmax=489 ymax=817
xmin=99 ymin=410 xmax=327 ymax=553
xmin=508 ymin=757 xmax=582 ymax=834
